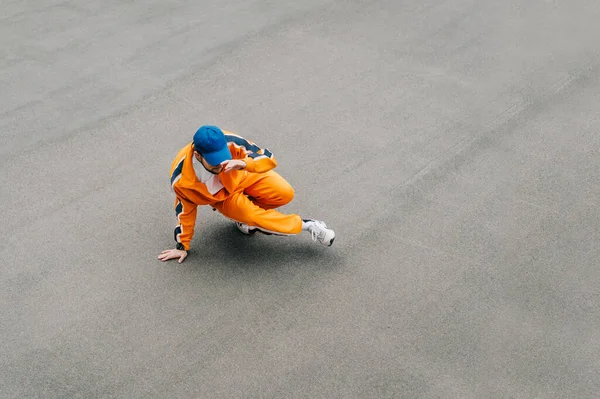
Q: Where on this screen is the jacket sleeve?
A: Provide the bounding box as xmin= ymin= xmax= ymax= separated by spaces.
xmin=173 ymin=191 xmax=198 ymax=251
xmin=224 ymin=133 xmax=277 ymax=173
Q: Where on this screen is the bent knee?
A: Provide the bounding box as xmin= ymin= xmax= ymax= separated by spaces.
xmin=278 ymin=184 xmax=295 ymax=205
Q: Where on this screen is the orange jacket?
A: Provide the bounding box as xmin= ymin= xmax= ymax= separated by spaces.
xmin=169 ymin=131 xmax=277 ymax=250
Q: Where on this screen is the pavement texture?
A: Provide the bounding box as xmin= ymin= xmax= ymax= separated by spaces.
xmin=2 ymin=1 xmax=600 ymax=398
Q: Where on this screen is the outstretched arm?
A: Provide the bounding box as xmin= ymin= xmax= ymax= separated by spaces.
xmin=158 ymin=194 xmax=197 ymax=263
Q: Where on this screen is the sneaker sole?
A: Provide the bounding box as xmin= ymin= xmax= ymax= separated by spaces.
xmin=235 ymin=223 xmax=257 ymax=235
xmin=324 ymin=231 xmax=335 ymax=246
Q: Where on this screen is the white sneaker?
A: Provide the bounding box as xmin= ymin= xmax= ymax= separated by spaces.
xmin=304 ymin=219 xmax=335 ymax=246
xmin=235 ymin=222 xmax=257 ymax=235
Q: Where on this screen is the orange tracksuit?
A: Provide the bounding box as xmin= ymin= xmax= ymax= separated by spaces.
xmin=169 ymin=131 xmax=303 ymax=250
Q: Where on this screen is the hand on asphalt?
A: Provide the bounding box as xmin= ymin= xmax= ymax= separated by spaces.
xmin=158 ymin=249 xmax=188 ymax=263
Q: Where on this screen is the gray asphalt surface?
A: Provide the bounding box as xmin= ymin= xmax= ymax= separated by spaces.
xmin=2 ymin=1 xmax=600 ymax=398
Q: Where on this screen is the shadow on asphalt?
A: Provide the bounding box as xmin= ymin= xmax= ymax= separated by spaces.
xmin=179 ymin=222 xmax=345 ymax=274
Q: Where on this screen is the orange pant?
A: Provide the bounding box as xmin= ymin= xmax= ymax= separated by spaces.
xmin=213 ymin=170 xmax=303 ymax=235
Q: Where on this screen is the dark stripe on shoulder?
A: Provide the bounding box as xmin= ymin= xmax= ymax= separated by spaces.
xmin=226 ymin=135 xmax=272 ymax=158
xmin=226 ymin=134 xmax=260 ymax=152
xmin=170 ymin=157 xmax=185 ymax=185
